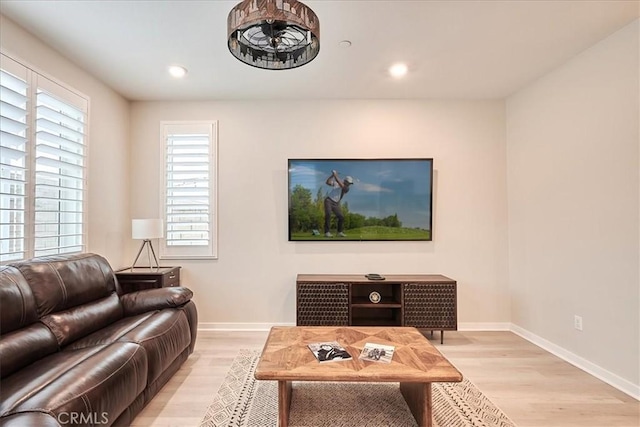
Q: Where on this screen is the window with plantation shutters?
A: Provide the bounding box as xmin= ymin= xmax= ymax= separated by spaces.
xmin=34 ymin=85 xmax=86 ymax=256
xmin=160 ymin=121 xmax=218 ymax=259
xmin=0 ymin=53 xmax=88 ymax=263
xmin=0 ymin=58 xmax=28 ymax=262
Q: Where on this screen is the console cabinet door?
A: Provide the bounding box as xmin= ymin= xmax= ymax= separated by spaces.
xmin=403 ymin=282 xmax=457 ymax=330
xmin=296 ymin=283 xmax=350 ymax=326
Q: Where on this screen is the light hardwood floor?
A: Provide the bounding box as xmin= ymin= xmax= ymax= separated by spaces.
xmin=132 ymin=330 xmax=639 ymax=427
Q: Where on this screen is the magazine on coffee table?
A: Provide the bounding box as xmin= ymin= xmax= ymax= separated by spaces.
xmin=308 ymin=341 xmax=353 ymax=363
xmin=359 ymin=343 xmax=395 ymax=363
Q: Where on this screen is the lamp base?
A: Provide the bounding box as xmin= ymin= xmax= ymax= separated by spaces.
xmin=131 ymin=239 xmax=160 ymax=269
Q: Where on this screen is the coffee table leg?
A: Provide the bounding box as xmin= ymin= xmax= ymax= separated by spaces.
xmin=278 ymin=380 xmax=292 ymax=427
xmin=400 ymin=382 xmax=432 ymax=427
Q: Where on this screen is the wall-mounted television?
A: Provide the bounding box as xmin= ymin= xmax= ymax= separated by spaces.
xmin=288 ymin=158 xmax=433 ymax=241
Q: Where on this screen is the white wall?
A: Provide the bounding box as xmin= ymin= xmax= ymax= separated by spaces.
xmin=130 ymin=100 xmax=509 ymax=327
xmin=506 ymin=20 xmax=639 ymax=391
xmin=0 ymin=15 xmax=131 ymax=267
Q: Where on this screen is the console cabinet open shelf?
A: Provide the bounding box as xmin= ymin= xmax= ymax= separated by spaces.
xmin=296 ymin=274 xmax=457 ymax=343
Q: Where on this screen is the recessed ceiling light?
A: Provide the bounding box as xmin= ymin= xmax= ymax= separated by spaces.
xmin=168 ymin=65 xmax=188 ymax=78
xmin=389 ymin=63 xmax=408 ymax=78
xmin=339 ymin=40 xmax=352 ymax=48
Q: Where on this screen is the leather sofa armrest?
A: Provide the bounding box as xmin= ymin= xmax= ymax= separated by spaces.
xmin=121 ymin=287 xmax=193 ymax=317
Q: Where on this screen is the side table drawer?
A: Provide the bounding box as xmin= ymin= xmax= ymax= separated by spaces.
xmin=161 ymin=268 xmax=180 ymax=287
xmin=118 ymin=278 xmax=159 ymax=293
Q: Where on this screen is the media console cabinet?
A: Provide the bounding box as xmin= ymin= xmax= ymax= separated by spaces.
xmin=296 ymin=274 xmax=457 ymax=344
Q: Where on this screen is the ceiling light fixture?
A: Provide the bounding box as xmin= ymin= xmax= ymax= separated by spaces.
xmin=389 ymin=63 xmax=408 ymax=79
xmin=168 ymin=65 xmax=188 ymax=78
xmin=227 ymin=0 xmax=320 ymax=70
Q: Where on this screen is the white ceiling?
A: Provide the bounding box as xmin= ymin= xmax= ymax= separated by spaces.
xmin=1 ymin=0 xmax=638 ymax=101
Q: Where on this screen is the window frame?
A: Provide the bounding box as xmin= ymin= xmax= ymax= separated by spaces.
xmin=0 ymin=52 xmax=89 ymax=263
xmin=159 ymin=120 xmax=218 ymax=260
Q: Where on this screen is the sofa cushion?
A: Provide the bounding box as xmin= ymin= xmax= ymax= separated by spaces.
xmin=64 ymin=312 xmax=155 ymax=351
xmin=0 ymin=323 xmax=58 ymax=379
xmin=0 ymin=342 xmax=147 ymax=425
xmin=0 ymin=266 xmax=39 ymax=334
xmin=0 ymin=266 xmax=58 ymax=379
xmin=65 ymin=308 xmax=192 ymax=386
xmin=40 ymin=292 xmax=123 ymax=347
xmin=117 ymin=309 xmax=192 ymax=385
xmin=10 ymin=253 xmax=119 ymax=317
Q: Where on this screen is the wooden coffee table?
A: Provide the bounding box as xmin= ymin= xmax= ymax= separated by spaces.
xmin=254 ymin=326 xmax=463 ymax=427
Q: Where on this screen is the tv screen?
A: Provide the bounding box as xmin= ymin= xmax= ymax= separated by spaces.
xmin=288 ymin=158 xmax=433 ymax=241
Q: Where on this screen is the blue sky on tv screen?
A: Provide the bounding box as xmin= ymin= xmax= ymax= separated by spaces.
xmin=289 ymin=159 xmax=432 ymax=229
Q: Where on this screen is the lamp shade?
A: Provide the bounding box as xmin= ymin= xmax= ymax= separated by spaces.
xmin=132 ymin=219 xmax=164 ymax=240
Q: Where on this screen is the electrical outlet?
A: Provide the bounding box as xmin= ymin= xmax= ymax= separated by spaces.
xmin=574 ymin=315 xmax=583 ymax=331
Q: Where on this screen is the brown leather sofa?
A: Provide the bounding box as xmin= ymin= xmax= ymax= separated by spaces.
xmin=0 ymin=253 xmax=198 ymax=426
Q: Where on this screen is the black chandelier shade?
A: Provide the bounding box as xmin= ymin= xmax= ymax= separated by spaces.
xmin=227 ymin=0 xmax=320 ymax=70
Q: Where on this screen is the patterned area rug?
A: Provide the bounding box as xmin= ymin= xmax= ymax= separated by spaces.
xmin=200 ymin=350 xmax=516 ymax=427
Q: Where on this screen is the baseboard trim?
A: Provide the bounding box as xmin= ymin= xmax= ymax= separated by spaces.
xmin=510 ymin=324 xmax=640 ymax=400
xmin=458 ymin=322 xmax=511 ymax=331
xmin=198 ymin=322 xmax=295 ymax=331
xmin=198 ymin=322 xmax=511 ymax=332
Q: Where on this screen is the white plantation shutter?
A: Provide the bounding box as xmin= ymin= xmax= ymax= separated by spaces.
xmin=34 ymin=78 xmax=87 ymax=256
xmin=160 ymin=122 xmax=217 ymax=259
xmin=0 ymin=52 xmax=89 ymax=263
xmin=0 ymin=58 xmax=29 ymax=262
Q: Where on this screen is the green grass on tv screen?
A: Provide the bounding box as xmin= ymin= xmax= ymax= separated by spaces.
xmin=290 ymin=226 xmax=430 ymax=241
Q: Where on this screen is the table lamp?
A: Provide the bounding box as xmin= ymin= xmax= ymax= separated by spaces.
xmin=131 ymin=218 xmax=164 ymax=269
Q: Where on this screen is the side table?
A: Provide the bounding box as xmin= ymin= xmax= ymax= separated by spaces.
xmin=115 ymin=266 xmax=181 ymax=294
